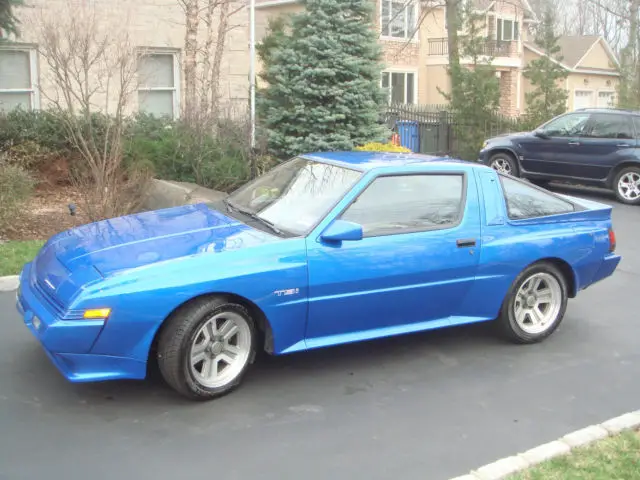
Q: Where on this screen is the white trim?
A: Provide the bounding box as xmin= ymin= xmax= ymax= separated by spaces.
xmin=574 ymin=37 xmax=600 ymax=69
xmin=426 ymin=56 xmax=521 ymax=68
xmin=0 ymin=44 xmax=40 ymax=111
xmin=381 ymin=68 xmax=419 ymax=105
xmin=136 ymin=48 xmax=181 ymax=120
xmin=254 ymin=0 xmax=298 ymax=9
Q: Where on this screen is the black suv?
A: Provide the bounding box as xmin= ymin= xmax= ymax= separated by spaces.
xmin=479 ymin=108 xmax=640 ymax=205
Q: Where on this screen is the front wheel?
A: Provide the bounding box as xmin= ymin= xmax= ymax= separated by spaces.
xmin=497 ymin=262 xmax=568 ymax=344
xmin=613 ymin=166 xmax=640 ymax=205
xmin=489 ymin=153 xmax=519 ymax=177
xmin=157 ymin=297 xmax=257 ymax=400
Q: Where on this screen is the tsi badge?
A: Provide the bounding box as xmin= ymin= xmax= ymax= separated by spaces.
xmin=274 ymin=288 xmax=300 ymax=297
xmin=44 ymin=278 xmax=56 ymax=291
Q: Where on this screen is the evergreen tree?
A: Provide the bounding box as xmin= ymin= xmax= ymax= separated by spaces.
xmin=442 ymin=2 xmax=500 ymax=160
xmin=257 ymin=0 xmax=388 ymax=158
xmin=0 ymin=0 xmax=22 ymax=40
xmin=522 ymin=9 xmax=569 ymax=126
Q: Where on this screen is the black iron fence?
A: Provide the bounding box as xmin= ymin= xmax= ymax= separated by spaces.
xmin=382 ymin=103 xmax=529 ymax=157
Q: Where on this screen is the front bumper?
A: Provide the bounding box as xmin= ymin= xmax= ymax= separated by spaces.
xmin=16 ymin=263 xmax=146 ymax=382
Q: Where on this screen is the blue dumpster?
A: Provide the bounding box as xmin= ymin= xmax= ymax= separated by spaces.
xmin=396 ymin=120 xmax=420 ymax=152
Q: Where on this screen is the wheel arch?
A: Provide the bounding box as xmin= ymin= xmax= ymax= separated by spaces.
xmin=606 ymin=160 xmax=640 ymax=188
xmin=527 ymin=257 xmax=578 ymax=298
xmin=147 ymin=292 xmax=275 ymax=371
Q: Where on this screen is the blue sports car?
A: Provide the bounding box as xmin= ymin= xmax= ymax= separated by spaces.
xmin=16 ymin=152 xmax=621 ymax=400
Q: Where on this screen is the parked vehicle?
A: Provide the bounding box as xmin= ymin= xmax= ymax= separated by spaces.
xmin=479 ymin=108 xmax=640 ymax=205
xmin=16 ymin=152 xmax=621 ymax=400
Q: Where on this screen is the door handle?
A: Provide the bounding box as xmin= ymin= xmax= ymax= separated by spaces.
xmin=617 ymin=144 xmax=631 ymax=148
xmin=456 ymin=238 xmax=476 ymax=248
xmin=568 ymin=142 xmax=580 ymax=146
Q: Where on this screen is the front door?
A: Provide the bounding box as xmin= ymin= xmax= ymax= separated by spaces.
xmin=304 ymin=170 xmax=481 ymax=348
xmin=520 ymin=112 xmax=592 ymax=177
xmin=571 ymin=112 xmax=638 ymax=181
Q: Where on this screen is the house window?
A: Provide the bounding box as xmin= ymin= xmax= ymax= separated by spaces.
xmin=0 ymin=47 xmax=38 ymax=112
xmin=497 ymin=18 xmax=519 ymax=41
xmin=381 ymin=0 xmax=417 ymax=40
xmin=382 ymin=71 xmax=416 ymax=104
xmin=137 ymin=51 xmax=179 ymax=118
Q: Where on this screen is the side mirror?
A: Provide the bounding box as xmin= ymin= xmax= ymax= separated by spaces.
xmin=320 ymin=220 xmax=363 ymax=243
xmin=533 ymin=129 xmax=550 ymax=140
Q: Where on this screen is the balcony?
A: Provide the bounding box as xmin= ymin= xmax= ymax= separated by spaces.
xmin=428 ymin=38 xmax=517 ymax=57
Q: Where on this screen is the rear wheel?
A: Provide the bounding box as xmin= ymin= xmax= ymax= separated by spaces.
xmin=157 ymin=297 xmax=257 ymax=400
xmin=489 ymin=153 xmax=519 ymax=177
xmin=613 ymin=166 xmax=640 ymax=205
xmin=497 ymin=262 xmax=568 ymax=344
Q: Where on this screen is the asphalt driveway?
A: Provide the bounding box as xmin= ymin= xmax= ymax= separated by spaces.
xmin=1 ymin=185 xmax=638 ymax=480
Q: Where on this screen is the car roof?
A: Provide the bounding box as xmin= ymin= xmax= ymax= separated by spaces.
xmin=300 ymin=151 xmax=483 ymax=172
xmin=574 ymin=107 xmax=640 ymax=116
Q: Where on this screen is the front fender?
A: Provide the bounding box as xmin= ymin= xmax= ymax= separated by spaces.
xmin=80 ymin=239 xmax=309 ymax=362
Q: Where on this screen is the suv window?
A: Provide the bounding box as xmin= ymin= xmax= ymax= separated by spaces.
xmin=633 ymin=116 xmax=640 ymax=139
xmin=586 ymin=113 xmax=634 ymax=139
xmin=499 ymin=175 xmax=575 ymax=220
xmin=539 ymin=113 xmax=591 ymax=137
xmin=340 ymin=174 xmax=465 ymax=237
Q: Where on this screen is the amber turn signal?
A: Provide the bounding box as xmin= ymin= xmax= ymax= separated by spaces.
xmin=83 ymin=308 xmax=112 ymax=319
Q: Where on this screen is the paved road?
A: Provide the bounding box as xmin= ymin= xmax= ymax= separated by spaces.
xmin=1 ymin=185 xmax=638 ymax=480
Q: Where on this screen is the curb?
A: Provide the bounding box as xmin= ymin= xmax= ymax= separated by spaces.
xmin=0 ymin=275 xmax=19 ymax=292
xmin=449 ymin=410 xmax=640 ymax=480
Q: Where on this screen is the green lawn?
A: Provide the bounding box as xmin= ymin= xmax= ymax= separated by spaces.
xmin=509 ymin=430 xmax=640 ymax=480
xmin=0 ymin=240 xmax=45 ymax=276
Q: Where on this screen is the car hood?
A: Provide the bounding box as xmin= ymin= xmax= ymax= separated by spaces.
xmin=47 ymin=203 xmax=279 ymax=277
xmin=486 ymin=131 xmax=533 ymax=143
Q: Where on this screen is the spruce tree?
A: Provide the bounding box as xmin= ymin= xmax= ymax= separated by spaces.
xmin=442 ymin=2 xmax=500 ymax=160
xmin=523 ymin=8 xmax=569 ymax=126
xmin=257 ymin=0 xmax=388 ymax=158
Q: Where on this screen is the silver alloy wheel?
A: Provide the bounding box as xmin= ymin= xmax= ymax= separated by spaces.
xmin=514 ymin=272 xmax=562 ymax=335
xmin=618 ymin=172 xmax=640 ymax=201
xmin=189 ymin=311 xmax=251 ymax=389
xmin=491 ymin=157 xmax=512 ymax=175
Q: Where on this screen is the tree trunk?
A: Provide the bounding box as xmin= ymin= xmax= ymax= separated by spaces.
xmin=445 ymin=0 xmax=462 ymax=107
xmin=183 ymin=0 xmax=200 ymax=122
xmin=210 ymin=0 xmax=230 ymax=122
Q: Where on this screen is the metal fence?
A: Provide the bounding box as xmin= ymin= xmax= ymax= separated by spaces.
xmin=382 ymin=103 xmax=527 ymax=156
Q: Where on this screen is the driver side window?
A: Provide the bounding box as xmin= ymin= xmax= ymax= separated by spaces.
xmin=339 ymin=173 xmax=465 ymax=237
xmin=540 ymin=113 xmax=592 ymax=138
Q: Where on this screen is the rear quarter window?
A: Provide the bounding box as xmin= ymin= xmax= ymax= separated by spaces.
xmin=499 ymin=174 xmax=575 ymax=220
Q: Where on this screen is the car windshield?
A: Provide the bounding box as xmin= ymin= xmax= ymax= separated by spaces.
xmin=225 ymin=157 xmax=362 ymax=236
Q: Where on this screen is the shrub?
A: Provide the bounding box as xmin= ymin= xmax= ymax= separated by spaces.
xmin=123 ymin=113 xmax=253 ymax=193
xmin=354 ymin=142 xmax=411 ymax=153
xmin=0 ymin=154 xmax=35 ymax=230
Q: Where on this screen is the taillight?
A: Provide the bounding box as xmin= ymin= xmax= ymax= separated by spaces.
xmin=608 ymin=228 xmax=616 ymax=253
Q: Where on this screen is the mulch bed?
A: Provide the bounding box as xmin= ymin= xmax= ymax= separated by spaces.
xmin=0 ymin=180 xmax=91 ymax=242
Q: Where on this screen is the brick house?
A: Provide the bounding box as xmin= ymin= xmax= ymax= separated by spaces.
xmin=0 ymin=0 xmax=250 ymax=117
xmin=255 ymin=0 xmax=620 ymax=117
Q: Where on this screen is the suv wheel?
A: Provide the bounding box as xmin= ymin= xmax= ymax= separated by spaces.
xmin=614 ymin=166 xmax=640 ymax=205
xmin=489 ymin=153 xmax=519 ymax=177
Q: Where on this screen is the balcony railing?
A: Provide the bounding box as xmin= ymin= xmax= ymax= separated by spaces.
xmin=428 ymin=38 xmax=517 ymax=57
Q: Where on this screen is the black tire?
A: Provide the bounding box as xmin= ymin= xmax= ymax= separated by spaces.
xmin=496 ymin=262 xmax=568 ymax=344
xmin=157 ymin=296 xmax=257 ymax=401
xmin=613 ymin=166 xmax=640 ymax=205
xmin=489 ymin=152 xmax=519 ymax=177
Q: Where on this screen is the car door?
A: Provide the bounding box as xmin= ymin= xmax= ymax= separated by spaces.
xmin=570 ymin=113 xmax=638 ymax=181
xmin=304 ymin=170 xmax=482 ymax=347
xmin=519 ymin=112 xmax=592 ymax=177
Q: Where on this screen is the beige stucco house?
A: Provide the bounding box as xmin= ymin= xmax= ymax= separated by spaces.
xmin=0 ymin=0 xmax=250 ymax=117
xmin=256 ymin=0 xmax=620 ymax=117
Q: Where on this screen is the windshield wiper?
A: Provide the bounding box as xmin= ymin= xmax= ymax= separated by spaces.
xmin=224 ymin=199 xmax=284 ymax=236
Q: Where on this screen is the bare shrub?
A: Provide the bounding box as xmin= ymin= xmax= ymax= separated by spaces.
xmin=33 ymin=1 xmax=150 ymax=221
